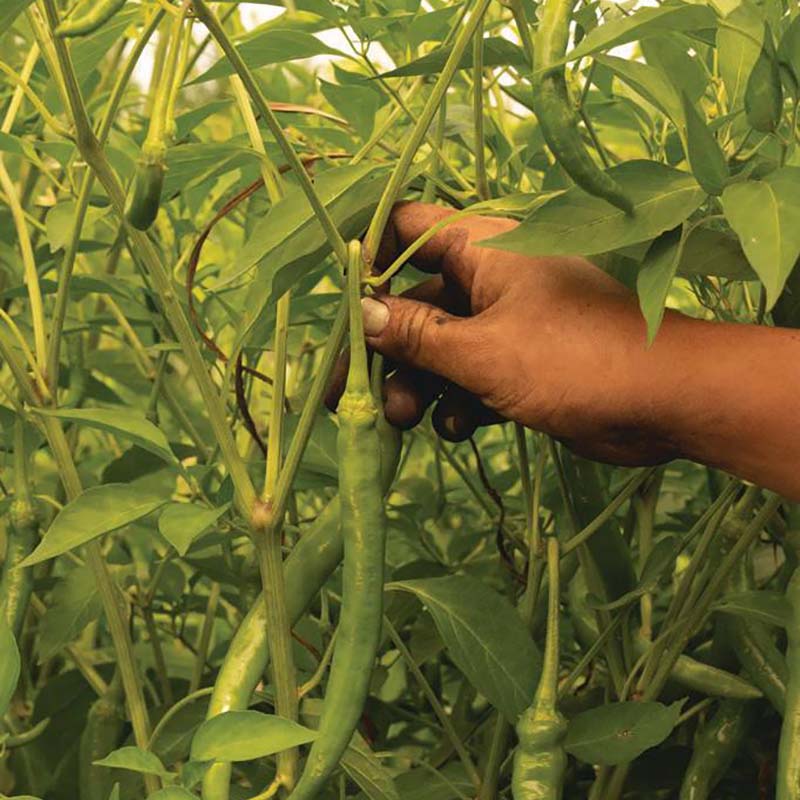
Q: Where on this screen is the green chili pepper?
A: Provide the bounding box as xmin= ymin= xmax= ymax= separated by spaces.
xmin=513 ymin=535 xmax=567 ymax=799
xmin=55 ymin=0 xmax=127 ymax=37
xmin=201 ymin=288 xmax=400 ymax=800
xmin=1 ymin=498 xmax=37 ymax=638
xmin=532 ymin=0 xmax=633 ymax=214
xmin=288 ymin=240 xmax=386 ymax=800
xmin=125 ymin=13 xmax=186 ymax=231
xmin=566 ymin=571 xmax=763 ymax=701
xmin=124 ymin=153 xmax=165 ymax=232
xmin=2 ymin=420 xmax=38 ymax=638
xmin=679 ymin=699 xmax=757 ymax=800
xmin=79 ymin=674 xmax=126 ymax=800
xmin=777 ymin=565 xmax=800 ymax=799
xmin=720 ymin=613 xmax=786 ymax=713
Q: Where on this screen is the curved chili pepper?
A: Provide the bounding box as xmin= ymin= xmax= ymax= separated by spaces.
xmin=532 ymin=0 xmax=633 ymax=214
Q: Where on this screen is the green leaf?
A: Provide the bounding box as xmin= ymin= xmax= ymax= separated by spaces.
xmin=676 ymin=227 xmax=756 ymax=280
xmin=564 ymin=4 xmax=717 ymax=66
xmin=637 ymin=226 xmax=684 ymax=344
xmin=482 ymin=161 xmax=705 ymax=257
xmin=565 ymin=701 xmax=684 ymax=766
xmin=158 ymin=502 xmax=231 ymax=556
xmin=146 ymin=789 xmax=198 ymax=800
xmin=93 ymin=746 xmax=171 ymax=776
xmin=722 ymin=167 xmax=800 ymax=308
xmin=341 ymin=739 xmax=400 ymax=800
xmin=191 ymin=710 xmax=317 ymax=762
xmin=778 ymin=15 xmax=800 ymax=97
xmin=192 ymin=30 xmax=343 ymax=84
xmin=32 ymin=407 xmax=176 ymax=465
xmin=717 ymin=4 xmax=764 ymax=111
xmin=387 ymin=575 xmax=541 ymax=720
xmin=0 ymin=0 xmax=34 ymax=30
xmin=226 ymin=163 xmax=398 ymax=357
xmin=681 ymin=92 xmax=728 ymax=196
xmin=745 ymin=24 xmax=783 ymax=132
xmin=595 ymin=55 xmax=683 ymax=126
xmin=37 ymin=565 xmax=102 ymax=661
xmin=0 ymin=617 xmax=20 ymax=717
xmin=320 ymin=79 xmax=382 ymax=141
xmin=379 ymin=37 xmax=528 ymax=78
xmin=69 ymin=6 xmax=140 ymax=84
xmin=715 ymin=590 xmax=791 ymax=628
xmin=641 ymin=35 xmax=708 ymax=103
xmin=21 ymin=484 xmax=170 ymax=567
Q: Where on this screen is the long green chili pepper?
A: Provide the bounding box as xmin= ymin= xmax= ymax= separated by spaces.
xmin=79 ymin=673 xmax=126 ymax=800
xmin=777 ymin=564 xmax=800 ymax=799
xmin=566 ymin=571 xmax=763 ymax=700
xmin=1 ymin=420 xmax=38 ymax=638
xmin=288 ymin=240 xmax=386 ymax=799
xmin=531 ymin=0 xmax=633 ymax=214
xmin=679 ymin=699 xmax=757 ymax=800
xmin=55 ymin=0 xmax=127 ymax=37
xmin=513 ymin=535 xmax=567 ymax=799
xmin=124 ymin=12 xmax=185 ymax=230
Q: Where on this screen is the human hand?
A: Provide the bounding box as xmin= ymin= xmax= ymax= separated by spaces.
xmin=327 ymin=201 xmax=689 ymax=467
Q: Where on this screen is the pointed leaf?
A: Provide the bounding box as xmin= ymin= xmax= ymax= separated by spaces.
xmin=718 ymin=4 xmax=764 ymax=111
xmin=722 ymin=167 xmax=800 ymax=308
xmin=565 ymin=701 xmax=684 ymax=766
xmin=33 ymin=407 xmax=176 ymax=465
xmin=745 ymin=24 xmax=783 ymax=132
xmin=681 ymin=92 xmax=728 ymax=196
xmin=158 ymin=502 xmax=231 ymax=556
xmin=387 ymin=576 xmax=541 ymax=720
xmin=192 ymin=30 xmax=343 ymax=84
xmin=191 ymin=710 xmax=317 ymax=762
xmin=21 ymin=484 xmax=170 ymax=567
xmin=93 ymin=746 xmax=171 ymax=776
xmin=715 ymin=590 xmax=791 ymax=628
xmin=481 ymin=161 xmax=704 ymax=257
xmin=637 ymin=226 xmax=685 ymax=344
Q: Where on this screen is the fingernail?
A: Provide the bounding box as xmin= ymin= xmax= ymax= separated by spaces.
xmin=362 ymin=297 xmax=389 ymax=336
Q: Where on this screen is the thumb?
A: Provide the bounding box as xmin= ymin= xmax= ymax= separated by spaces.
xmin=361 ymin=295 xmax=484 ymax=391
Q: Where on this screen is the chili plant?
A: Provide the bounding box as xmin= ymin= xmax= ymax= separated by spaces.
xmin=0 ymin=1 xmax=799 ymax=799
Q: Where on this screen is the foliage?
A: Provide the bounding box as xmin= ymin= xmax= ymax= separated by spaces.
xmin=0 ymin=0 xmax=799 ymax=799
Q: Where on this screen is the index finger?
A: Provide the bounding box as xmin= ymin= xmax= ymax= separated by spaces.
xmin=371 ymin=201 xmax=518 ymax=293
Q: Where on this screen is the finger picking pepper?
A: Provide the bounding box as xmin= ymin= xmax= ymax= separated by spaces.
xmin=288 ymin=240 xmax=387 ymax=800
xmin=532 ymin=0 xmax=633 ymax=214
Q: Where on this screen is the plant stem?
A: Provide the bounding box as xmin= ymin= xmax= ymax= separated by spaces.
xmin=473 ymin=15 xmax=490 ymax=200
xmin=40 ymin=0 xmax=256 ymax=515
xmin=46 ymin=8 xmax=165 ymax=392
xmin=192 ymin=0 xmax=347 ymax=266
xmin=385 ymin=616 xmax=481 ymax=789
xmin=363 ymin=0 xmax=493 ymax=267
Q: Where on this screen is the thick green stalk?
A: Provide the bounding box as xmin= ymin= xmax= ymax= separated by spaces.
xmin=46 ymin=8 xmax=165 ymax=392
xmin=40 ymin=0 xmax=256 ymax=514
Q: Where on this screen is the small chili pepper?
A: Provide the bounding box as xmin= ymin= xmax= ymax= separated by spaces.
xmin=679 ymin=698 xmax=757 ymax=800
xmin=513 ymin=535 xmax=567 ymax=799
xmin=55 ymin=0 xmax=127 ymax=37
